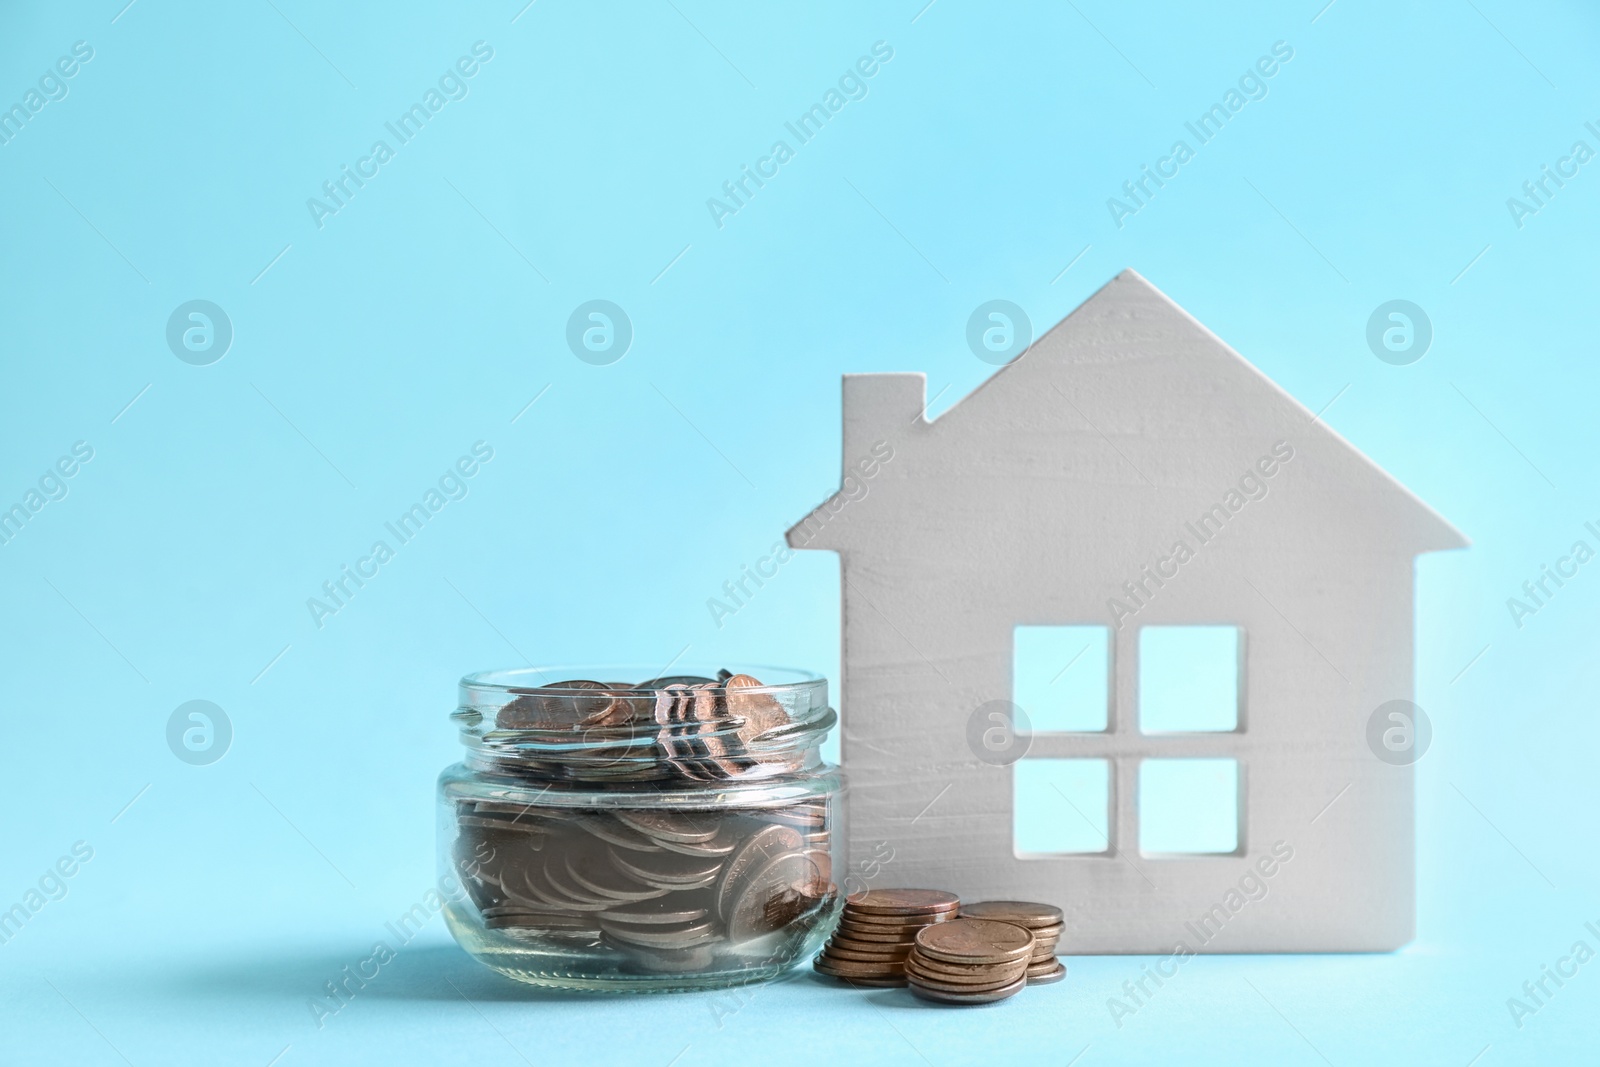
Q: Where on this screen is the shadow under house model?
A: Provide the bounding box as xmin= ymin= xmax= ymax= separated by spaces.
xmin=786 ymin=270 xmax=1466 ymax=953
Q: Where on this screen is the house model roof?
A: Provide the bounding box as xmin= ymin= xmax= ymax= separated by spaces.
xmin=786 ymin=269 xmax=1467 ymax=557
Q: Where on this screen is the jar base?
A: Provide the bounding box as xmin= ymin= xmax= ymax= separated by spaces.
xmin=445 ymin=906 xmax=831 ymax=994
xmin=478 ymin=956 xmax=796 ymax=994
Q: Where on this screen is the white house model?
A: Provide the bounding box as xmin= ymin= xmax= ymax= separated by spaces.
xmin=787 ymin=270 xmax=1465 ymax=953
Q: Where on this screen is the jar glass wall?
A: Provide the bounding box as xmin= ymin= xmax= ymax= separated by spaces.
xmin=437 ymin=665 xmax=844 ymax=992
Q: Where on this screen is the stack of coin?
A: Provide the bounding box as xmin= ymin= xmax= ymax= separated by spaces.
xmin=958 ymin=900 xmax=1065 ymax=984
xmin=904 ymin=918 xmax=1036 ymax=1004
xmin=812 ymin=889 xmax=959 ymax=986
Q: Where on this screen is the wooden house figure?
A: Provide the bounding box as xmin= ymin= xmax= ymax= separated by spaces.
xmin=787 ymin=270 xmax=1465 ymax=952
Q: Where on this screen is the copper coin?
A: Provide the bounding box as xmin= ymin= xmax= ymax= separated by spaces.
xmin=498 ymin=680 xmax=613 ymax=728
xmin=907 ymin=951 xmax=1029 ymax=982
xmin=909 ymin=974 xmax=1027 ymax=1005
xmin=582 ymin=688 xmax=647 ymax=727
xmin=958 ymin=901 xmax=1064 ymax=929
xmin=906 ymin=971 xmax=1025 ymax=994
xmin=1027 ymin=960 xmax=1067 ymax=984
xmin=813 ymin=956 xmax=904 ymax=979
xmin=845 ymin=889 xmax=961 ymax=917
xmin=837 ymin=911 xmax=948 ymax=931
xmin=914 ymin=919 xmax=1034 ymax=965
xmin=833 ymin=924 xmax=920 ymax=944
xmin=820 ymin=940 xmax=913 ymax=963
xmin=906 ymin=950 xmax=1027 ymax=977
xmin=836 ymin=916 xmax=921 ymax=930
xmin=724 ymin=674 xmax=792 ymax=748
xmin=905 ymin=961 xmax=1021 ymax=989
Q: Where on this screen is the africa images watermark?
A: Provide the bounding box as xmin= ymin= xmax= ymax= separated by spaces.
xmin=0 ymin=440 xmax=95 ymax=549
xmin=306 ymin=872 xmax=467 ymax=1029
xmin=1106 ymin=40 xmax=1295 ymax=229
xmin=1505 ymin=920 xmax=1600 ymax=1030
xmin=1505 ymin=120 xmax=1600 ymax=231
xmin=1106 ymin=441 xmax=1296 ymax=628
xmin=0 ymin=40 xmax=95 ymax=148
xmin=705 ymin=40 xmax=895 ymax=230
xmin=0 ymin=841 xmax=94 ymax=948
xmin=1504 ymin=516 xmax=1600 ymax=630
xmin=306 ymin=441 xmax=495 ymax=629
xmin=306 ymin=41 xmax=495 ymax=229
xmin=706 ymin=439 xmax=894 ymax=628
xmin=1107 ymin=839 xmax=1296 ymax=1028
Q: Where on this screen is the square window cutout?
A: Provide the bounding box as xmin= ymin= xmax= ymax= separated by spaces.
xmin=1139 ymin=758 xmax=1239 ymax=855
xmin=1014 ymin=758 xmax=1109 ymax=855
xmin=1139 ymin=625 xmax=1241 ymax=732
xmin=1013 ymin=625 xmax=1109 ymax=732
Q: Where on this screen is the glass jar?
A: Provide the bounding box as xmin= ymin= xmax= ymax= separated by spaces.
xmin=437 ymin=665 xmax=844 ymax=992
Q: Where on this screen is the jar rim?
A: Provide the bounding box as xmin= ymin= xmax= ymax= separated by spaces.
xmin=459 ymin=664 xmax=827 ymax=698
xmin=452 ymin=664 xmax=834 ymax=787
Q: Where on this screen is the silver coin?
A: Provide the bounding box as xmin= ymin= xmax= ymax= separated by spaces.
xmin=624 ymin=943 xmax=717 ymax=973
xmin=714 ymin=824 xmax=803 ymax=920
xmin=652 ymin=685 xmax=690 ymax=728
xmin=655 ymin=824 xmax=739 ymax=858
xmin=575 ymin=814 xmax=663 ymax=853
xmin=609 ymin=847 xmax=724 ymax=890
xmin=599 ymin=918 xmax=721 ymax=948
xmin=601 ymin=899 xmax=712 ymax=925
xmin=538 ymin=855 xmax=615 ymax=911
xmin=614 ymin=811 xmax=721 ymax=845
xmin=565 ymin=850 xmax=668 ymax=903
xmin=726 ymin=850 xmax=826 ymax=942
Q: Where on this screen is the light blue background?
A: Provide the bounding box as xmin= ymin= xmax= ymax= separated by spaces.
xmin=2 ymin=1 xmax=1597 ymax=1064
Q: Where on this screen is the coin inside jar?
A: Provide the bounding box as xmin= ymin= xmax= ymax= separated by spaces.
xmin=726 ymin=851 xmax=826 ymax=941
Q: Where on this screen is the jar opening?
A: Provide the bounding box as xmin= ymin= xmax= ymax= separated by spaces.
xmin=453 ymin=665 xmax=834 ymax=788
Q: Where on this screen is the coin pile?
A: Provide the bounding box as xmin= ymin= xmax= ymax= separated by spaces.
xmin=478 ymin=672 xmax=806 ymax=785
xmin=454 ymin=799 xmax=834 ymax=975
xmin=905 ymin=918 xmax=1036 ymax=1004
xmin=959 ymin=900 xmax=1065 ymax=984
xmin=811 ymin=889 xmax=959 ymax=985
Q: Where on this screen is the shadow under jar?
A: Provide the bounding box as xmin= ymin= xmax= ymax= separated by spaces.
xmin=438 ymin=665 xmax=845 ymax=992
